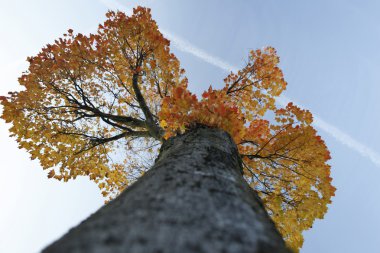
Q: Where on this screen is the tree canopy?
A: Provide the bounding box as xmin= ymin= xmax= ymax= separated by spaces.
xmin=0 ymin=7 xmax=335 ymax=252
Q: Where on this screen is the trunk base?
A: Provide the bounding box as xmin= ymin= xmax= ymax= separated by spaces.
xmin=43 ymin=127 xmax=290 ymax=253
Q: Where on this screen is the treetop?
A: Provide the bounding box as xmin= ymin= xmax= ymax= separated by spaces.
xmin=0 ymin=6 xmax=335 ymax=252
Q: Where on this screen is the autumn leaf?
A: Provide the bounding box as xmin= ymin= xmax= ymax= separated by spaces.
xmin=0 ymin=6 xmax=334 ymax=252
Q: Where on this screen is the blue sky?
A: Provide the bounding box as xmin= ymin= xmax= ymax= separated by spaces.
xmin=1 ymin=0 xmax=380 ymax=252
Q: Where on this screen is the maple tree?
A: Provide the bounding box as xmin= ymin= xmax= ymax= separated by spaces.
xmin=0 ymin=7 xmax=335 ymax=252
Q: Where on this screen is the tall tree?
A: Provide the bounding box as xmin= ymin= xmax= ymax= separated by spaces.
xmin=0 ymin=7 xmax=335 ymax=252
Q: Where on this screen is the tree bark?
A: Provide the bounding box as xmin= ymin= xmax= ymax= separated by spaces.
xmin=42 ymin=127 xmax=290 ymax=253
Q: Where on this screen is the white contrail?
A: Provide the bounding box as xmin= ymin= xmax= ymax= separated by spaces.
xmin=160 ymin=29 xmax=239 ymax=73
xmin=103 ymin=0 xmax=380 ymax=167
xmin=276 ymin=96 xmax=380 ymax=167
xmin=99 ymin=0 xmax=133 ymax=13
xmin=313 ymin=116 xmax=380 ymax=166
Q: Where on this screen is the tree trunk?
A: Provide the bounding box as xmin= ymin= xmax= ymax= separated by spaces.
xmin=42 ymin=127 xmax=290 ymax=253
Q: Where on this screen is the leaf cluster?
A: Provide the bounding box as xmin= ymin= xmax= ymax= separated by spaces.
xmin=0 ymin=7 xmax=335 ymax=252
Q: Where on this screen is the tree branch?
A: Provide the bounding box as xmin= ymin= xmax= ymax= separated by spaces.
xmin=131 ymin=71 xmax=162 ymax=140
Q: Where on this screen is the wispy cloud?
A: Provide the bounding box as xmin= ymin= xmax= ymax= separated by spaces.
xmin=105 ymin=0 xmax=380 ymax=167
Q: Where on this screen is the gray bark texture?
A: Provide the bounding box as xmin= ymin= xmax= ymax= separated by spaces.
xmin=42 ymin=127 xmax=291 ymax=253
